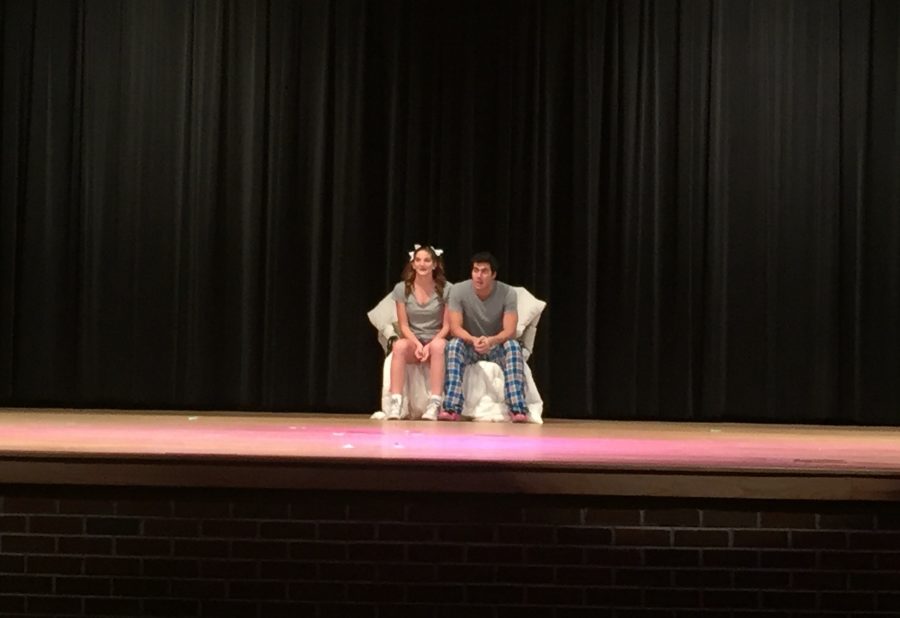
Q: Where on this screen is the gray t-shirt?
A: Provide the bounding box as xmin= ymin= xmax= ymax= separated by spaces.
xmin=448 ymin=280 xmax=517 ymax=337
xmin=392 ymin=281 xmax=451 ymax=342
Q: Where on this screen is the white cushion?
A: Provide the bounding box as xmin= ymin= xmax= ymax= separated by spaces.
xmin=366 ymin=293 xmax=398 ymax=345
xmin=513 ymin=286 xmax=546 ymax=338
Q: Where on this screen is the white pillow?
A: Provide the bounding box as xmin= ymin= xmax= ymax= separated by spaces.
xmin=366 ymin=293 xmax=398 ymax=341
xmin=513 ymin=286 xmax=546 ymax=338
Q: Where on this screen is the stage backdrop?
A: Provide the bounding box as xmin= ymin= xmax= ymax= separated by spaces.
xmin=1 ymin=0 xmax=898 ymax=423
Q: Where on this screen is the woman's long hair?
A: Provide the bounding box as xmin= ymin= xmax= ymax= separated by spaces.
xmin=402 ymin=246 xmax=447 ymax=302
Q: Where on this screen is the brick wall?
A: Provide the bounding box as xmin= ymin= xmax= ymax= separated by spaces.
xmin=2 ymin=486 xmax=899 ymax=617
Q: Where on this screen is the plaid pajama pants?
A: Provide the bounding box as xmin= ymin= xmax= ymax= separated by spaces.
xmin=442 ymin=338 xmax=528 ymax=415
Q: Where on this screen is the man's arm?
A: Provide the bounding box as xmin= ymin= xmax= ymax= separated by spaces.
xmin=488 ymin=311 xmax=517 ymax=347
xmin=449 ymin=310 xmax=475 ymax=343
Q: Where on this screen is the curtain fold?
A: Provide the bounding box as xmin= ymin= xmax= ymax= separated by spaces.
xmin=1 ymin=0 xmax=898 ymax=423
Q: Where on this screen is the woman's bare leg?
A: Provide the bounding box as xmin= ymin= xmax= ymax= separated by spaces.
xmin=389 ymin=339 xmax=415 ymax=394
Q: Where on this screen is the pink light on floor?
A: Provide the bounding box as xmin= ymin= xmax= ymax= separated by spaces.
xmin=1 ymin=410 xmax=900 ymax=477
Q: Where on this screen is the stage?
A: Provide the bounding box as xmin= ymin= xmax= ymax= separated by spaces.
xmin=1 ymin=408 xmax=899 ymax=501
xmin=4 ymin=408 xmax=900 ymax=616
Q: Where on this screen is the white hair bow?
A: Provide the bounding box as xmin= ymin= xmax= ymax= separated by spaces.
xmin=408 ymin=244 xmax=444 ymax=260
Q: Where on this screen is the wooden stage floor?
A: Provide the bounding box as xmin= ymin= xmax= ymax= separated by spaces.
xmin=1 ymin=408 xmax=899 ymax=502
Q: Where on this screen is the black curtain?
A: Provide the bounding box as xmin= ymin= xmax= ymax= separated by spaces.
xmin=1 ymin=0 xmax=898 ymax=423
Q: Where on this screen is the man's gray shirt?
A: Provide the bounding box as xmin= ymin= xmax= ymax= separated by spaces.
xmin=448 ymin=280 xmax=517 ymax=337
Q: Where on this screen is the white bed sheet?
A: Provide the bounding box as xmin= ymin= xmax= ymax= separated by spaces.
xmin=371 ymin=352 xmax=544 ymax=424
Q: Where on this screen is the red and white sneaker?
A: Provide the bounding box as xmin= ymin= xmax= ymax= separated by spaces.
xmin=437 ymin=410 xmax=461 ymax=422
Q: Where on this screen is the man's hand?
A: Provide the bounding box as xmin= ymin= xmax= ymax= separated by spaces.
xmin=473 ymin=336 xmax=492 ymax=355
xmin=417 ymin=342 xmax=431 ymax=363
xmin=414 ymin=341 xmax=426 ymax=362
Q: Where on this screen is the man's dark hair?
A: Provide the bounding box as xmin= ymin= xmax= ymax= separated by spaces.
xmin=470 ymin=251 xmax=499 ymax=274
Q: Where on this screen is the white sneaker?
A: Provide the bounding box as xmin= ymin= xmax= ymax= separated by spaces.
xmin=421 ymin=395 xmax=441 ymax=421
xmin=387 ymin=394 xmax=402 ymax=420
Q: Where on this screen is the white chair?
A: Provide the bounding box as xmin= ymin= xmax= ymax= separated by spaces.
xmin=367 ymin=286 xmax=546 ymax=423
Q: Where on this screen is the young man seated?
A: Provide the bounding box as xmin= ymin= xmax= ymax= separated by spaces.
xmin=439 ymin=251 xmax=529 ymax=423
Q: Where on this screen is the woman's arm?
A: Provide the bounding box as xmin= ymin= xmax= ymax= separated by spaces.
xmin=396 ymin=301 xmax=420 ymax=344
